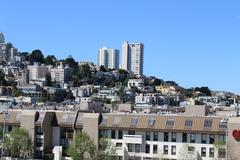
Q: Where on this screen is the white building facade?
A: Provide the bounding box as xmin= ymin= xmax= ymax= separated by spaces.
xmin=28 ymin=64 xmax=49 ymax=81
xmin=122 ymin=41 xmax=144 ymax=75
xmin=50 ymin=64 xmax=70 ymax=83
xmin=98 ymin=47 xmax=119 ymax=69
xmin=100 ymin=114 xmax=227 ymax=160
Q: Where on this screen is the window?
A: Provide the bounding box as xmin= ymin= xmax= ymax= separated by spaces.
xmin=201 ymin=134 xmax=207 ymax=144
xmin=210 ymin=134 xmax=215 ymax=144
xmin=130 ymin=117 xmax=138 ymax=126
xmin=116 ymin=156 xmax=123 ymax=160
xmin=172 ymin=133 xmax=177 ymax=142
xmin=218 ymin=148 xmax=226 ymax=158
xmin=146 ymin=131 xmax=151 ymax=141
xmin=171 ymin=146 xmax=176 ymax=155
xmin=201 ymin=147 xmax=206 ymax=157
xmin=185 ymin=120 xmax=193 ymax=128
xmin=209 ymin=148 xmax=214 ymax=158
xmin=153 ymin=145 xmax=158 ymax=154
xmin=188 ymin=146 xmax=195 ymax=152
xmin=36 ymin=138 xmax=43 ymax=147
xmin=219 ymin=123 xmax=227 ymax=129
xmin=135 ymin=144 xmax=140 ymax=153
xmin=35 ymin=150 xmax=43 ymax=159
xmin=116 ymin=143 xmax=122 ymax=148
xmin=218 ymin=134 xmax=225 ymax=143
xmin=166 ymin=119 xmax=174 ymax=127
xmin=204 ymin=119 xmax=212 ymax=128
xmin=145 ymin=144 xmax=150 ymax=154
xmin=111 ymin=130 xmax=116 ymax=139
xmin=99 ymin=129 xmax=108 ymax=138
xmin=128 ymin=130 xmax=135 ymax=135
xmin=36 ymin=127 xmax=43 ymax=135
xmin=148 ymin=118 xmax=156 ymax=127
xmin=163 ymin=145 xmax=168 ymax=155
xmin=190 ymin=133 xmax=195 ymax=143
xmin=182 ymin=133 xmax=188 ymax=143
xmin=118 ymin=130 xmax=123 ymax=139
xmin=128 ymin=144 xmax=133 ymax=152
xmin=164 ymin=132 xmax=169 ymax=142
xmin=153 ymin=132 xmax=158 ymax=141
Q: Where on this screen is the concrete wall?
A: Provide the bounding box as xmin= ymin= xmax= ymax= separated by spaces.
xmin=185 ymin=105 xmax=208 ymax=116
xmin=82 ymin=113 xmax=100 ymax=148
xmin=20 ymin=111 xmax=37 ymax=150
xmin=227 ymin=117 xmax=240 ymax=160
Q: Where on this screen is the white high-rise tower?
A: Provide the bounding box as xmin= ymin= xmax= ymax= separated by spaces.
xmin=98 ymin=47 xmax=119 ymax=69
xmin=122 ymin=41 xmax=144 ymax=75
xmin=0 ymin=32 xmax=5 ymax=44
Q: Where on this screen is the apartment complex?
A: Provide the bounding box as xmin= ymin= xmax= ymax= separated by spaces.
xmin=0 ymin=32 xmax=18 ymax=62
xmin=122 ymin=41 xmax=144 ymax=76
xmin=50 ymin=63 xmax=71 ymax=83
xmin=28 ymin=64 xmax=49 ymax=81
xmin=98 ymin=47 xmax=119 ymax=69
xmin=0 ymin=32 xmax=5 ymax=44
xmin=0 ymin=110 xmax=237 ymax=160
xmin=0 ymin=110 xmax=100 ymax=159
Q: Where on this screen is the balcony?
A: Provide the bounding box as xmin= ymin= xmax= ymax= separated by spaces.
xmin=123 ymin=135 xmax=143 ymax=144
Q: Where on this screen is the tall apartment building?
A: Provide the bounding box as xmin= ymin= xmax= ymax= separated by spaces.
xmin=98 ymin=47 xmax=119 ymax=69
xmin=0 ymin=110 xmax=235 ymax=160
xmin=0 ymin=33 xmax=18 ymax=62
xmin=122 ymin=41 xmax=144 ymax=75
xmin=50 ymin=63 xmax=70 ymax=83
xmin=28 ymin=64 xmax=49 ymax=81
xmin=0 ymin=32 xmax=5 ymax=44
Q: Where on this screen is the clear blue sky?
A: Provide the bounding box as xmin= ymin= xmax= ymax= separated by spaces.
xmin=1 ymin=0 xmax=240 ymax=94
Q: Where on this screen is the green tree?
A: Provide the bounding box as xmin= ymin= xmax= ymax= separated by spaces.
xmin=44 ymin=55 xmax=57 ymax=65
xmin=79 ymin=64 xmax=92 ymax=79
xmin=0 ymin=70 xmax=7 ymax=86
xmin=4 ymin=128 xmax=33 ymax=159
xmin=68 ymin=131 xmax=96 ymax=160
xmin=195 ymin=87 xmax=211 ymax=96
xmin=28 ymin=49 xmax=44 ymax=64
xmin=12 ymin=88 xmax=23 ymax=97
xmin=45 ymin=73 xmax=52 ymax=86
xmin=100 ymin=65 xmax=106 ymax=72
xmin=97 ymin=138 xmax=116 ymax=160
xmin=64 ymin=55 xmax=78 ymax=69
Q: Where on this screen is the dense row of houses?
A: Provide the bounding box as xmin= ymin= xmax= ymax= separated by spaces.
xmin=0 ymin=109 xmax=239 ymax=160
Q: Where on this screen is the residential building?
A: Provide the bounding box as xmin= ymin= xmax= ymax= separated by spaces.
xmin=98 ymin=47 xmax=119 ymax=69
xmin=122 ymin=41 xmax=144 ymax=75
xmin=0 ymin=110 xmax=100 ymax=159
xmin=100 ymin=114 xmax=228 ymax=160
xmin=18 ymin=69 xmax=29 ymax=85
xmin=50 ymin=63 xmax=70 ymax=83
xmin=128 ymin=79 xmax=144 ymax=91
xmin=0 ymin=32 xmax=5 ymax=44
xmin=0 ymin=39 xmax=18 ymax=62
xmin=0 ymin=110 xmax=237 ymax=160
xmin=98 ymin=88 xmax=120 ymax=102
xmin=135 ymin=93 xmax=161 ymax=108
xmin=28 ymin=64 xmax=49 ymax=81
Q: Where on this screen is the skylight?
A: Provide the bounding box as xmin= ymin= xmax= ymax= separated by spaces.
xmin=166 ymin=118 xmax=174 ymax=127
xmin=130 ymin=117 xmax=138 ymax=126
xmin=148 ymin=118 xmax=156 ymax=127
xmin=185 ymin=120 xmax=193 ymax=127
xmin=204 ymin=119 xmax=212 ymax=128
